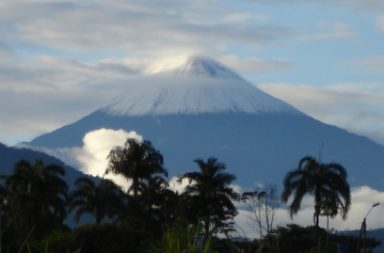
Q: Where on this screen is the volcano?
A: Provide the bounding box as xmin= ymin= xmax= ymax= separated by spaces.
xmin=28 ymin=56 xmax=384 ymax=189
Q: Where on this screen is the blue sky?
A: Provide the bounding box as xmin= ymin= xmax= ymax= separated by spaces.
xmin=0 ymin=0 xmax=383 ymax=145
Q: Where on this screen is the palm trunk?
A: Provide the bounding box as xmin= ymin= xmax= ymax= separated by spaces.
xmin=96 ymin=208 xmax=101 ymax=224
xmin=314 ymin=188 xmax=321 ymax=228
xmin=314 ymin=189 xmax=322 ymax=252
xmin=132 ymin=177 xmax=139 ymax=197
xmin=203 ymin=220 xmax=210 ymax=244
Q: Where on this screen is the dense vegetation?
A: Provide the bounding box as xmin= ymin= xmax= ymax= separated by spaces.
xmin=0 ymin=138 xmax=380 ymax=253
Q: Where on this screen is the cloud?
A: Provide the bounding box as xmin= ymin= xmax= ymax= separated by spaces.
xmin=217 ymin=55 xmax=293 ymax=75
xmin=0 ymin=54 xmax=142 ymax=145
xmin=354 ymin=56 xmax=384 ymax=72
xmin=259 ymin=83 xmax=384 ymax=145
xmin=296 ymin=21 xmax=354 ymax=42
xmin=168 ymin=176 xmax=192 ymax=194
xmin=245 ymin=0 xmax=384 ymax=12
xmin=0 ymin=1 xmax=293 ymax=53
xmin=43 ymin=128 xmax=144 ymax=189
xmin=378 ymin=15 xmax=384 ymax=32
xmin=235 ymin=185 xmax=384 ymax=238
xmin=76 ymin=128 xmax=143 ymax=177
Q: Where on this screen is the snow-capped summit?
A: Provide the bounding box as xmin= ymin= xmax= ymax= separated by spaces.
xmin=145 ymin=55 xmax=242 ymax=80
xmin=103 ymin=56 xmax=300 ymax=116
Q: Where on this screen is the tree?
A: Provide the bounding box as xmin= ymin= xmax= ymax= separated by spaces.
xmin=141 ymin=176 xmax=179 ymax=225
xmin=3 ymin=159 xmax=68 ymax=239
xmin=179 ymin=157 xmax=239 ymax=241
xmin=241 ymin=185 xmax=278 ymax=238
xmin=106 ymin=138 xmax=167 ymax=197
xmin=69 ymin=177 xmax=125 ymax=224
xmin=281 ymin=156 xmax=351 ymax=228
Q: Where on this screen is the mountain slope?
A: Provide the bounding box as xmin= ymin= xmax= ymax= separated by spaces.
xmin=27 ymin=56 xmax=384 ymax=190
xmin=29 ymin=111 xmax=384 ymax=189
xmin=0 ymin=143 xmax=85 ymax=186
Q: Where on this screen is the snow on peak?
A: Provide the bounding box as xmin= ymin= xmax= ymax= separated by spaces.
xmin=102 ymin=56 xmax=300 ymax=116
xmin=145 ymin=55 xmax=242 ymax=80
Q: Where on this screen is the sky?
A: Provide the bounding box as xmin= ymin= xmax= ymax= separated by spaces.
xmin=0 ymin=0 xmax=383 ymax=146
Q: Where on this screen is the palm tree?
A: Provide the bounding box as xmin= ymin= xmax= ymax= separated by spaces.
xmin=281 ymin=156 xmax=351 ymax=228
xmin=68 ymin=177 xmax=125 ymax=224
xmin=179 ymin=157 xmax=239 ymax=241
xmin=3 ymin=159 xmax=68 ymax=238
xmin=106 ymin=138 xmax=167 ymax=197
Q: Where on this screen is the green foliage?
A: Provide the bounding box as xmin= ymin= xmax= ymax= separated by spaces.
xmin=30 ymin=230 xmax=77 ymax=253
xmin=154 ymin=224 xmax=217 ymax=253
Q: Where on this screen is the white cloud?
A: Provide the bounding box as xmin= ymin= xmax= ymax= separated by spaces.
xmin=259 ymin=83 xmax=384 ymax=145
xmin=235 ymin=185 xmax=384 ymax=238
xmin=168 ymin=176 xmax=193 ymax=194
xmin=77 ymin=128 xmax=143 ymax=176
xmin=42 ymin=128 xmax=144 ymax=190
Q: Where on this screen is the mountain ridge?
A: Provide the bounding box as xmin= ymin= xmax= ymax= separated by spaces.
xmin=0 ymin=142 xmax=85 ymax=186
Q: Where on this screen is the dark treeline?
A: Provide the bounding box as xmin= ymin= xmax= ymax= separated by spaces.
xmin=0 ymin=138 xmax=380 ymax=253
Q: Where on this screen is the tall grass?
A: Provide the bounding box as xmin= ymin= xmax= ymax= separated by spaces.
xmin=155 ymin=225 xmax=217 ymax=253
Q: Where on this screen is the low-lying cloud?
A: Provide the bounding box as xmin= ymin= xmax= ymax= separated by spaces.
xmin=235 ymin=185 xmax=384 ymax=238
xmin=77 ymin=128 xmax=143 ymax=176
xmin=45 ymin=128 xmax=144 ymax=190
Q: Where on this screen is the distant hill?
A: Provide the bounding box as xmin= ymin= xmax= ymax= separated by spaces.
xmin=340 ymin=228 xmax=384 ymax=253
xmin=0 ymin=142 xmax=85 ymax=187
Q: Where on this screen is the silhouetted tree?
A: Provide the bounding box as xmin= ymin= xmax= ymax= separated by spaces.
xmin=179 ymin=157 xmax=239 ymax=241
xmin=3 ymin=159 xmax=68 ymax=240
xmin=106 ymin=139 xmax=167 ymax=197
xmin=281 ymin=156 xmax=351 ymax=228
xmin=141 ymin=176 xmax=180 ymax=225
xmin=69 ymin=177 xmax=125 ymax=224
xmin=242 ymin=185 xmax=278 ymax=238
